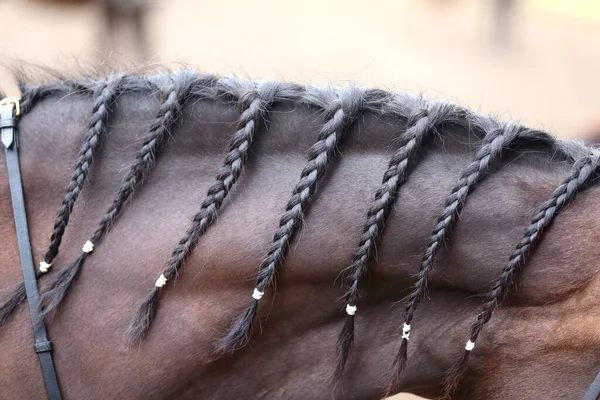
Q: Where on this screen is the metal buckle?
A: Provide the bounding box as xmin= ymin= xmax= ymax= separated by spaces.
xmin=0 ymin=97 xmax=21 ymax=117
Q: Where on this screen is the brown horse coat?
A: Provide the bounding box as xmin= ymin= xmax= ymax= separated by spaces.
xmin=1 ymin=72 xmax=600 ymax=399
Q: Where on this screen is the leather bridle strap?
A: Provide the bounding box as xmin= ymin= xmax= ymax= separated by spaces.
xmin=583 ymin=371 xmax=600 ymax=400
xmin=1 ymin=98 xmax=62 ymax=400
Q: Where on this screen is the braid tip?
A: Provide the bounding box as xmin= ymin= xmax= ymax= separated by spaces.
xmin=335 ymin=313 xmax=355 ymax=380
xmin=39 ymin=253 xmax=86 ymax=321
xmin=128 ymin=286 xmax=161 ymax=341
xmin=0 ymin=282 xmax=27 ymax=328
xmin=441 ymin=349 xmax=472 ymax=400
xmin=386 ymin=336 xmax=409 ymax=397
xmin=216 ymin=298 xmax=259 ymax=355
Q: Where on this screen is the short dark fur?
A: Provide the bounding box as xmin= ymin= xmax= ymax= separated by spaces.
xmin=217 ymin=86 xmax=367 ymax=353
xmin=128 ymin=79 xmax=286 ymax=340
xmin=42 ymin=75 xmax=127 ymax=266
xmin=0 ymin=75 xmax=127 ymax=327
xmin=335 ymin=102 xmax=457 ymax=377
xmin=442 ymin=152 xmax=600 ymax=399
xmin=1 ymin=70 xmax=598 ymax=400
xmin=39 ymin=72 xmax=199 ymax=319
xmin=387 ymin=121 xmax=542 ymax=393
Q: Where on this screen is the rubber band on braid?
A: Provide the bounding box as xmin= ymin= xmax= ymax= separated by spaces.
xmin=38 ymin=74 xmax=198 ymax=319
xmin=42 ymin=76 xmax=128 ymax=268
xmin=441 ymin=151 xmax=600 ymax=399
xmin=335 ymin=102 xmax=456 ymax=378
xmin=0 ymin=75 xmax=127 ymax=329
xmin=127 ymin=80 xmax=283 ymax=341
xmin=386 ymin=122 xmax=531 ymax=395
xmin=216 ymin=86 xmax=367 ymax=354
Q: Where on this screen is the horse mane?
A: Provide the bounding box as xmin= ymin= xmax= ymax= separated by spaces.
xmin=1 ymin=68 xmax=597 ymax=399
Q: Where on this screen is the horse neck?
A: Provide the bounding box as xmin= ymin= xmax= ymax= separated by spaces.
xmin=2 ymin=87 xmax=600 ymax=400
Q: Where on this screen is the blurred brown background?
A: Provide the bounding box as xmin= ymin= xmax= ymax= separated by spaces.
xmin=2 ymin=0 xmax=600 ymax=139
xmin=1 ymin=0 xmax=599 ymax=398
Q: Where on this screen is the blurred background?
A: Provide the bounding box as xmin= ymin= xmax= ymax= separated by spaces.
xmin=1 ymin=0 xmax=599 ymax=398
xmin=1 ymin=0 xmax=600 ymax=140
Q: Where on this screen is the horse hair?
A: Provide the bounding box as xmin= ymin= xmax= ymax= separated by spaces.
xmin=217 ymin=85 xmax=367 ymax=354
xmin=42 ymin=75 xmax=127 ymax=266
xmin=335 ymin=102 xmax=458 ymax=378
xmin=0 ymin=74 xmax=128 ymax=327
xmin=441 ymin=152 xmax=600 ymax=399
xmin=386 ymin=120 xmax=545 ymax=394
xmin=38 ymin=71 xmax=199 ymax=319
xmin=128 ymin=79 xmax=290 ymax=341
xmin=0 ymin=69 xmax=597 ymax=398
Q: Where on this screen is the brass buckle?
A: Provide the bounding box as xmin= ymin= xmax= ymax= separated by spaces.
xmin=0 ymin=97 xmax=21 ymax=117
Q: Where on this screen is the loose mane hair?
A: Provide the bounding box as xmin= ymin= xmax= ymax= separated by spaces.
xmin=0 ymin=69 xmax=598 ymax=399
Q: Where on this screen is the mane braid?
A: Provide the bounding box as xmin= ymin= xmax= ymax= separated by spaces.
xmin=127 ymin=80 xmax=282 ymax=341
xmin=335 ymin=102 xmax=456 ymax=378
xmin=38 ymin=76 xmax=195 ymax=319
xmin=43 ymin=76 xmax=127 ymax=267
xmin=19 ymin=80 xmax=89 ymax=115
xmin=217 ymin=86 xmax=367 ymax=354
xmin=0 ymin=284 xmax=27 ymax=327
xmin=387 ymin=122 xmax=532 ymax=395
xmin=5 ymin=71 xmax=599 ymax=400
xmin=0 ymin=75 xmax=127 ymax=329
xmin=442 ymin=151 xmax=600 ymax=399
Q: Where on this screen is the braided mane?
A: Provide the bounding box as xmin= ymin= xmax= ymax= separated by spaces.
xmin=0 ymin=69 xmax=597 ymax=399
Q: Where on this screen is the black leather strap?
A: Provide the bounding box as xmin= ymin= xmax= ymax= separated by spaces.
xmin=1 ymin=101 xmax=62 ymax=400
xmin=583 ymin=371 xmax=600 ymax=400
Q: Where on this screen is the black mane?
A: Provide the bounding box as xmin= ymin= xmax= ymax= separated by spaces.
xmin=1 ymin=69 xmax=597 ymax=399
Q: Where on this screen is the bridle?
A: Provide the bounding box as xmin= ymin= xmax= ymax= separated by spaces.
xmin=1 ymin=97 xmax=62 ymax=400
xmin=584 ymin=374 xmax=600 ymax=400
xmin=2 ymin=94 xmax=600 ymax=400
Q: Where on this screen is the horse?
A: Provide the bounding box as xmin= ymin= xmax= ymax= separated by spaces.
xmin=1 ymin=70 xmax=600 ymax=400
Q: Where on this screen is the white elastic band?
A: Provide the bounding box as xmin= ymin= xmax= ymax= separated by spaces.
xmin=346 ymin=304 xmax=357 ymax=315
xmin=465 ymin=340 xmax=475 ymax=351
xmin=39 ymin=261 xmax=52 ymax=273
xmin=82 ymin=240 xmax=94 ymax=253
xmin=402 ymin=323 xmax=411 ymax=340
xmin=155 ymin=274 xmax=167 ymax=288
xmin=252 ymin=288 xmax=264 ymax=300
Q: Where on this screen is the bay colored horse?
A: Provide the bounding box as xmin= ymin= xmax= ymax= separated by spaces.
xmin=1 ymin=71 xmax=600 ymax=399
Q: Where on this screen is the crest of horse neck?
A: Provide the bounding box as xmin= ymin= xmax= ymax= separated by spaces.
xmin=1 ymin=91 xmax=600 ymax=399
